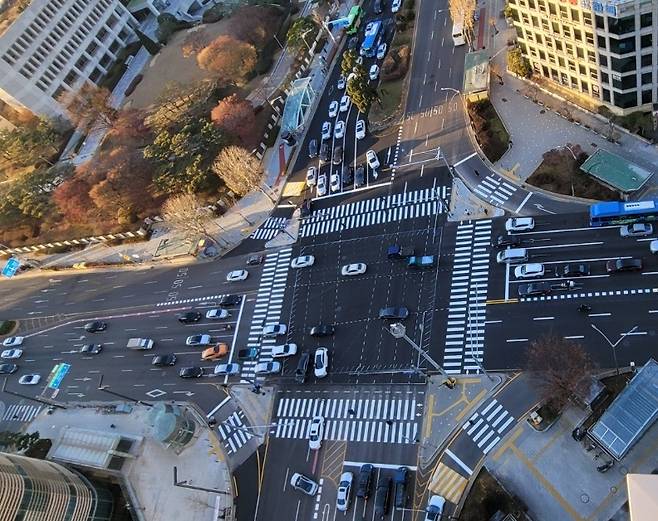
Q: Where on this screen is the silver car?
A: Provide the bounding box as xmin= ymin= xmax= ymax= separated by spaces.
xmin=620 ymin=223 xmax=653 ymax=237
xmin=336 ymin=471 xmax=353 ymax=511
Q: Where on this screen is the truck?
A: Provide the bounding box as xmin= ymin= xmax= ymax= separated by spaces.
xmin=126 ymin=338 xmax=154 ymax=350
xmin=407 ymin=255 xmax=436 ymax=269
xmin=387 ymin=245 xmax=414 ymax=259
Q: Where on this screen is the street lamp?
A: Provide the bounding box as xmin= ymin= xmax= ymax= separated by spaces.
xmin=300 ymin=28 xmax=314 ymax=53
xmin=590 ymin=324 xmax=638 ymax=375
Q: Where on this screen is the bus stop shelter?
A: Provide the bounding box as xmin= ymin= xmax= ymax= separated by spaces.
xmin=580 ymin=149 xmax=653 ymax=199
xmin=462 ymin=50 xmax=490 ymax=102
xmin=281 ymin=77 xmax=316 ymax=136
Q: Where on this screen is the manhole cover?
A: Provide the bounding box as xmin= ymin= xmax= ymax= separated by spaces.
xmin=146 ymin=389 xmax=167 ymax=398
xmin=581 ymin=494 xmax=590 ymax=503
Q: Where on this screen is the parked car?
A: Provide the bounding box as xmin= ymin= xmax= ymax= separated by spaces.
xmin=308 ymin=415 xmax=324 ymax=449
xmin=355 ymin=119 xmax=366 ymax=140
xmin=206 ymin=309 xmax=230 ymax=319
xmin=314 ymin=347 xmax=329 ymax=378
xmin=1 ymin=349 xmax=22 ymax=359
xmin=330 ymin=173 xmax=341 ymax=193
xmin=295 ymin=351 xmax=310 ymax=383
xmin=291 ymin=255 xmax=315 ymax=268
xmin=246 ymin=254 xmax=265 ymax=266
xmin=306 ymin=167 xmax=317 ymax=187
xmin=238 ymin=348 xmax=259 ymax=360
xmin=394 ymin=466 xmax=408 ymax=509
xmin=152 ymin=354 xmax=177 ymax=366
xmin=18 ymin=374 xmax=41 ymax=385
xmin=186 ymin=334 xmax=212 ymax=346
xmin=336 ymin=472 xmax=353 ymax=512
xmin=355 ymin=165 xmax=366 ymax=187
xmin=377 ymin=42 xmax=387 ymax=59
xmin=514 ymin=263 xmax=545 ymax=279
xmin=651 ymin=240 xmax=658 ymax=254
xmin=334 ymin=120 xmax=345 ymax=139
xmin=219 ymin=295 xmax=241 ymax=307
xmin=563 ymin=263 xmax=590 ymax=277
xmin=255 ymin=361 xmax=282 ymax=375
xmin=308 ymin=138 xmax=318 ymax=158
xmin=213 ymin=363 xmax=240 ymax=376
xmin=309 ymin=324 xmax=335 ymax=337
xmin=606 ymin=258 xmax=643 ymax=273
xmin=392 ymin=0 xmax=402 ymax=12
xmin=226 ymin=269 xmax=248 ymax=282
xmin=178 ymin=311 xmax=202 ymax=323
xmin=317 ymin=174 xmax=328 ymax=196
xmin=320 ymin=142 xmax=331 ymax=162
xmin=342 ymin=166 xmax=354 ymax=186
xmin=290 ymin=473 xmax=319 ymax=496
xmin=424 ymin=495 xmax=446 ymax=521
xmin=620 ymin=223 xmax=653 ymax=237
xmin=518 ymin=282 xmax=552 ymax=297
xmin=272 ymin=343 xmax=297 ymax=358
xmin=79 ymin=344 xmax=102 ymax=355
xmin=494 ymin=235 xmax=521 ymax=249
xmin=341 ymin=263 xmax=367 ymax=276
xmin=379 ymin=306 xmax=409 ymax=319
xmin=505 ymin=217 xmax=535 ymax=232
xmin=321 ymin=121 xmax=332 ymax=141
xmin=333 ymin=145 xmax=343 ymax=165
xmin=329 ymin=100 xmax=339 ymax=118
xmin=262 ymin=324 xmax=287 ymax=337
xmin=0 ymin=363 xmax=18 ymax=374
xmin=84 ymin=321 xmax=106 ymax=333
xmin=356 ymin=464 xmax=374 ymax=499
xmin=337 ymin=75 xmax=346 ymax=90
xmin=374 ymin=476 xmax=391 ymax=518
xmin=339 ymin=95 xmax=350 ymax=112
xmin=369 ymin=64 xmax=380 ymax=81
xmin=366 ymin=149 xmax=380 ymax=170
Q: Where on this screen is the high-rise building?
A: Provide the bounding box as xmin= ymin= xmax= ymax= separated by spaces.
xmin=0 ymin=452 xmax=114 ymax=520
xmin=507 ymin=0 xmax=658 ymax=115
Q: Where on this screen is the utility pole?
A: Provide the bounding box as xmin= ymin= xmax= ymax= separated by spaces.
xmin=97 ymin=374 xmax=152 ymax=407
xmin=590 ymin=324 xmax=638 ymax=375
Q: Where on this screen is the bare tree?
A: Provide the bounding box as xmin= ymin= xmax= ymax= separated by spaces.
xmin=449 ymin=0 xmax=477 ymax=48
xmin=58 ymin=83 xmax=117 ymax=131
xmin=525 ymin=333 xmax=595 ymax=409
xmin=212 ymin=146 xmax=264 ymax=197
xmin=162 ymin=193 xmax=215 ymax=241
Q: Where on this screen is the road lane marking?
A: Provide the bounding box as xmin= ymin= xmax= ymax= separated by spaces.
xmin=453 ymin=152 xmax=477 ymax=167
xmin=506 ymin=338 xmax=528 ymax=343
xmin=564 ymin=335 xmax=584 ymax=339
xmin=532 ymin=317 xmax=554 ymax=321
xmin=515 ymin=192 xmax=532 ymax=213
xmin=444 ymin=449 xmax=473 ymax=475
xmin=588 ymin=313 xmax=611 ymax=317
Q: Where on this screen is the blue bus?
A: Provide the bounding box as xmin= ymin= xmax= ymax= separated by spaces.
xmin=361 ymin=20 xmax=382 ymax=57
xmin=589 ymin=199 xmax=658 ymax=226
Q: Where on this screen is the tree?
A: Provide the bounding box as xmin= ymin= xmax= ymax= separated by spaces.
xmin=448 ymin=0 xmax=477 ymax=47
xmin=210 ymin=95 xmax=257 ymax=146
xmin=287 ymin=16 xmax=317 ymax=51
xmin=228 ymin=5 xmax=284 ymax=48
xmin=212 ymin=145 xmax=263 ymax=197
xmin=346 ymin=66 xmax=379 ymax=114
xmin=58 ymin=83 xmax=117 ymax=131
xmin=52 ymin=174 xmax=96 ymax=223
xmin=2 ymin=165 xmax=71 ymax=220
xmin=341 ymin=49 xmax=359 ymax=77
xmin=0 ymin=118 xmax=60 ymax=168
xmin=525 ymin=334 xmax=595 ymax=409
xmin=507 ymin=46 xmax=531 ymax=78
xmin=162 ymin=192 xmax=215 ymax=240
xmin=106 ymin=109 xmax=150 ymax=146
xmin=489 ymin=61 xmax=504 ymax=85
xmin=197 ymin=35 xmax=257 ymax=85
xmin=182 ymin=29 xmax=209 ymax=58
xmin=135 ymin=28 xmax=162 ymax=55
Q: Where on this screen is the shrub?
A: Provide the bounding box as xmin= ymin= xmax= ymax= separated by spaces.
xmin=507 ymin=46 xmax=531 ymax=77
xmin=202 ymin=5 xmax=225 ymax=23
xmin=0 ymin=321 xmax=16 ymax=335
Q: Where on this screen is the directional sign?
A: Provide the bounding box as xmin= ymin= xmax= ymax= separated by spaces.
xmin=47 ymin=363 xmax=71 ymax=390
xmin=2 ymin=257 xmax=20 ymax=278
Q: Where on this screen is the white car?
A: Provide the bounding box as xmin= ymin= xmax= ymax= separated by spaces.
xmin=392 ymin=0 xmax=402 ymax=13
xmin=291 ymin=255 xmax=315 ymax=268
xmin=514 ymin=263 xmax=545 ymax=279
xmin=314 ymin=347 xmax=329 ymax=378
xmin=226 ymin=270 xmax=248 ymax=282
xmin=186 ymin=334 xmax=212 ymax=346
xmin=213 ymin=363 xmax=240 ymax=376
xmin=355 ymin=119 xmax=366 ymax=140
xmin=18 ymin=374 xmax=41 ymax=385
xmin=424 ymin=495 xmax=446 ymax=521
xmin=272 ymin=343 xmax=298 ymax=358
xmin=308 ymin=415 xmax=324 ymax=450
xmin=262 ymin=323 xmax=287 ymax=337
xmin=317 ymin=174 xmax=327 ymax=196
xmin=336 ymin=472 xmax=353 ymax=512
xmin=255 ymin=361 xmax=282 ymax=374
xmin=306 ymin=166 xmax=317 ymax=187
xmin=337 ymin=75 xmax=346 ymax=90
xmin=339 ymin=95 xmax=350 ymax=112
xmin=341 ymin=263 xmax=367 ymax=276
xmin=620 ymin=223 xmax=653 ymax=237
xmin=321 ymin=121 xmax=332 ymax=141
xmin=290 ymin=473 xmax=319 ymax=496
xmin=356 ymin=55 xmax=364 ymax=65
xmin=330 ymin=173 xmax=341 ymax=193
xmin=206 ymin=309 xmax=230 ymax=319
xmin=334 ymin=120 xmax=345 ymax=139
xmin=1 ymin=348 xmax=22 ymax=359
xmin=505 ymin=217 xmax=535 ymax=232
xmin=366 ymin=150 xmax=380 ymax=170
xmin=377 ymin=42 xmax=387 ymax=60
xmin=369 ymin=64 xmax=380 ymax=81
xmin=329 ymin=100 xmax=339 ymax=118
xmin=2 ymin=336 xmax=24 ymax=348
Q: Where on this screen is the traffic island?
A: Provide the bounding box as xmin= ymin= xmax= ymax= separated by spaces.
xmin=460 ymin=468 xmax=532 ymax=521
xmin=0 ymin=320 xmax=18 ymax=336
xmin=467 ymin=99 xmax=510 ymax=163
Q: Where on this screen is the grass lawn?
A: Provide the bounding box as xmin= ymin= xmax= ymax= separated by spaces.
xmin=468 ymin=99 xmax=509 ymax=162
xmin=371 ymin=76 xmax=404 ymax=121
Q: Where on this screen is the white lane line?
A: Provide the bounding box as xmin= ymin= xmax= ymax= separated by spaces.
xmin=532 ymin=316 xmax=554 ymax=321
xmin=206 ymin=395 xmax=232 ymax=418
xmin=444 ymin=448 xmax=474 ymax=475
xmin=342 ymin=461 xmax=418 ymax=471
xmin=506 ymin=338 xmax=528 ymax=343
xmin=453 ymin=152 xmax=477 ymax=167
xmin=588 ymin=313 xmax=611 ymax=317
xmin=564 ymin=335 xmax=585 ymax=339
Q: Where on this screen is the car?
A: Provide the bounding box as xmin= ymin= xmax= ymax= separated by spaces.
xmin=152 ymin=354 xmax=177 ymax=366
xmin=18 ymin=374 xmax=41 ymax=385
xmin=213 ymin=363 xmax=240 ymax=376
xmin=379 ymin=306 xmax=409 ymax=319
xmin=1 ymin=349 xmax=22 ymax=359
xmin=178 ymin=311 xmax=202 ymax=323
xmin=366 ymin=149 xmax=380 ymax=170
xmin=334 ymin=120 xmax=345 ymax=139
xmin=317 ymin=174 xmax=328 ymax=196
xmin=563 ymin=263 xmax=590 ymax=277
xmin=79 ymin=344 xmax=102 ymax=355
xmin=84 ymin=321 xmax=107 ymax=333
xmin=494 ymin=235 xmax=521 ymax=249
xmin=290 ymin=473 xmax=319 ymax=496
xmin=424 ymin=495 xmax=446 ymax=521
xmin=342 ymin=166 xmax=354 ymax=186
xmin=295 ymin=352 xmax=311 ymax=383
xmin=356 ymin=55 xmax=364 ymax=65
xmin=394 ymin=466 xmax=408 ymax=509
xmin=355 ymin=165 xmax=366 ymax=187
xmin=337 ymin=75 xmax=346 ymax=90
xmin=356 ymin=464 xmax=374 ymax=499
xmin=348 ymin=36 xmax=359 ymax=50
xmin=272 ymin=343 xmax=298 ymax=358
xmin=333 ymin=145 xmax=343 ymax=165
xmin=255 ymin=361 xmax=282 ymax=374
xmin=339 ymin=95 xmax=350 ymax=112
xmin=329 ymin=100 xmax=339 ymax=118
xmin=314 ymin=347 xmax=329 ymax=378
xmin=226 ymin=269 xmax=248 ymax=282
xmin=0 ymin=363 xmax=18 ymax=374
xmin=336 ymin=471 xmax=353 ymax=512
xmin=262 ymin=323 xmax=287 ymax=337
xmin=321 ymin=121 xmax=332 ymax=141
xmin=206 ymin=309 xmax=230 ymax=320
xmin=309 ymin=324 xmax=335 ymax=337
xmin=330 ymin=173 xmax=341 ymax=193
xmin=237 ymin=348 xmax=259 ymax=360
xmin=369 ymin=64 xmax=380 ymax=81
xmin=306 ymin=167 xmax=317 ymax=187
xmin=392 ymin=0 xmax=402 ymax=12
xmin=308 ymin=415 xmax=324 ymax=449
xmin=505 ymin=217 xmax=535 ymax=232
xmin=377 ymin=42 xmax=388 ymax=60
xmin=201 ymin=343 xmax=229 ymax=361
xmin=219 ymin=295 xmax=241 ymax=307
xmin=179 ymin=367 xmax=204 ymax=378
xmin=514 ymin=263 xmax=545 ymax=279
xmin=374 ymin=476 xmax=391 ymax=517
xmin=341 ymin=263 xmax=367 ymax=276
xmin=186 ymin=334 xmax=212 ymax=346
xmin=308 ymin=138 xmax=318 ymax=158
xmin=620 ymin=223 xmax=653 ymax=237
xmin=374 ymin=0 xmax=383 ymax=14
xmin=652 ymin=240 xmax=658 ymax=253
xmin=606 ymin=258 xmax=643 ymax=273
xmin=246 ymin=254 xmax=265 ymax=266
xmin=291 ymin=255 xmax=315 ymax=268
xmin=355 ymin=119 xmax=366 ymax=140
xmin=517 ymin=282 xmax=552 ymax=297
xmin=320 ymin=142 xmax=331 ymax=162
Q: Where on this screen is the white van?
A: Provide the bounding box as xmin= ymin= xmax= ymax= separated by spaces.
xmin=496 ymin=248 xmax=528 ymax=264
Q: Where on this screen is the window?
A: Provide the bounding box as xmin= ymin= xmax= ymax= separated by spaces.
xmin=536 ymin=33 xmax=543 ymax=44
xmin=599 ymin=55 xmax=608 ymax=67
xmin=571 ymin=8 xmax=579 ymax=22
xmin=609 ymin=37 xmax=636 ymax=54
xmin=640 ymin=13 xmax=652 ymax=28
xmin=556 ymin=40 xmax=563 ymax=52
xmin=76 ymin=55 xmax=89 ymax=70
xmin=642 ymin=72 xmax=652 ymax=85
xmin=586 ymin=32 xmax=594 ymax=45
xmin=63 ymin=70 xmax=78 ymax=87
xmin=642 ymin=89 xmax=652 ymax=104
xmin=608 ymin=15 xmax=636 ymax=35
xmin=588 ymin=51 xmax=596 ymax=63
xmin=582 ymin=12 xmax=592 ymax=26
xmin=612 ymin=74 xmax=636 ymax=90
xmin=595 ymin=15 xmax=605 ymax=30
xmin=611 ymin=56 xmax=636 ymax=73
xmin=597 ymin=35 xmax=607 ymax=49
xmin=559 ymin=5 xmax=567 ymax=18
xmin=558 ymin=56 xmax=565 ymax=67
xmin=641 ymin=54 xmax=652 ymax=67
xmin=551 ymin=21 xmax=559 ymax=33
xmin=576 ymin=47 xmax=585 ymax=59
xmin=579 ymin=64 xmax=587 ymax=75
xmin=602 ymin=88 xmax=611 ymax=102
xmin=539 ymin=49 xmax=546 ymax=60
xmin=592 ymin=84 xmax=600 ymax=96
xmin=549 ymin=2 xmax=556 ymax=15
xmin=568 ymin=60 xmax=576 ymax=72
xmin=641 ymin=34 xmax=652 ymax=48
xmin=601 ymin=72 xmax=609 ymax=83
xmin=532 ymin=16 xmax=539 ymax=28
xmin=574 ymin=29 xmax=582 ymax=42
xmin=613 ymin=91 xmax=638 ymax=108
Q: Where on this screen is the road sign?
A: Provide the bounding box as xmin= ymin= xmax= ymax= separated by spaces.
xmin=1 ymin=257 xmax=20 ymax=278
xmin=47 ymin=363 xmax=71 ymax=390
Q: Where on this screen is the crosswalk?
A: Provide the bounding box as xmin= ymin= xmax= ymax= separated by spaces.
xmin=240 ymin=248 xmax=293 ymax=381
xmin=271 ymin=395 xmax=422 ymax=444
xmin=156 ymin=293 xmax=231 ymax=307
xmin=473 ymin=175 xmax=518 ymax=207
xmin=250 ymin=217 xmax=289 ymax=241
xmin=299 ymin=187 xmax=450 ymax=238
xmin=521 ymin=286 xmax=658 ymax=302
xmin=2 ymin=404 xmax=42 ymax=423
xmin=443 ymin=221 xmax=493 ymax=374
xmin=463 ymin=398 xmax=515 ymax=455
xmin=217 ymin=409 xmax=254 ymax=455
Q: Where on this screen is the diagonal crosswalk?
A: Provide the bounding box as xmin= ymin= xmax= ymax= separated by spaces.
xmin=217 ymin=409 xmax=254 ymax=455
xmin=473 ymin=175 xmax=518 ymax=207
xmin=250 ymin=217 xmax=289 ymax=241
xmin=463 ymin=398 xmax=515 ymax=455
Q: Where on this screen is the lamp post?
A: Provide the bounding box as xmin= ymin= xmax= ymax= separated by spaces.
xmin=590 ymin=324 xmax=638 ymax=375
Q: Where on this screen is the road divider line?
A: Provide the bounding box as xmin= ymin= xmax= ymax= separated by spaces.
xmin=532 ymin=317 xmax=554 ymax=321
xmin=564 ymin=335 xmax=584 ymax=339
xmin=207 ymin=395 xmax=232 ymax=418
xmin=588 ymin=313 xmax=611 ymax=317
xmin=506 ymin=338 xmax=528 ymax=343
xmin=453 ymin=152 xmax=477 ymax=167
xmin=515 ymin=192 xmax=532 ymax=213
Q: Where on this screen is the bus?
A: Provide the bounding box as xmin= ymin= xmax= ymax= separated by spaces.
xmin=361 ymin=20 xmax=382 ymax=57
xmin=346 ymin=6 xmax=363 ymax=35
xmin=452 ymin=17 xmax=466 ymax=46
xmin=589 ymin=199 xmax=658 ymax=227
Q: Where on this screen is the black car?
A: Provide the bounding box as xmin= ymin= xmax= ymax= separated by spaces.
xmin=374 ymin=0 xmax=383 ymax=14
xmin=356 ymin=464 xmax=374 ymax=499
xmin=333 ymin=145 xmax=343 ymax=165
xmin=281 ymin=132 xmax=296 ymax=146
xmin=219 ymin=295 xmax=241 ymax=307
xmin=355 ymin=165 xmax=366 ymax=188
xmin=295 ymin=351 xmax=310 ymax=383
xmin=518 ymin=282 xmax=552 ymax=297
xmin=393 ymin=466 xmax=408 ymax=509
xmin=320 ymin=142 xmax=330 ymax=162
xmin=606 ymin=258 xmax=643 ymax=273
xmin=238 ymin=348 xmax=259 ymax=360
xmin=342 ymin=166 xmax=354 ymax=186
xmin=152 ymin=354 xmax=177 ymax=366
xmin=179 ymin=366 xmax=203 ymax=378
xmin=79 ymin=344 xmax=102 ymax=355
xmin=348 ymin=36 xmax=359 ymax=49
xmin=374 ymin=476 xmax=391 ymax=518
xmin=178 ymin=311 xmax=202 ymax=324
xmin=84 ymin=321 xmax=107 ymax=333
xmin=247 ymin=254 xmax=265 ymax=266
xmin=308 ymin=138 xmax=318 ymax=158
xmin=0 ymin=363 xmax=18 ymax=374
xmin=563 ymin=263 xmax=590 ymax=277
xmin=378 ymin=307 xmax=409 ymax=319
xmin=494 ymin=235 xmax=521 ymax=249
xmin=309 ymin=324 xmax=335 ymax=337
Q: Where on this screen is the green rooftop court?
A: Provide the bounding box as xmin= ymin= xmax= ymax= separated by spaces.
xmin=580 ymin=149 xmax=653 ymax=195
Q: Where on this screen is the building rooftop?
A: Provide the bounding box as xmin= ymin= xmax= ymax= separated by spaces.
xmin=463 ymin=50 xmax=489 ymax=96
xmin=627 ymin=474 xmax=658 ymax=521
xmin=580 ymin=149 xmax=653 ymax=194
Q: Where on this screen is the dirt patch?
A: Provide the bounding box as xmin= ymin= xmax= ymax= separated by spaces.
xmin=461 ymin=467 xmax=532 ymax=521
